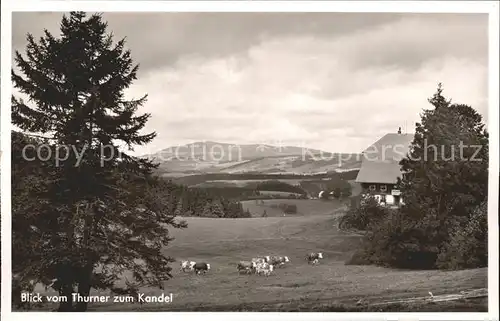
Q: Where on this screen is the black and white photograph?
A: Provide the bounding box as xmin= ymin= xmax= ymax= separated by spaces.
xmin=3 ymin=2 xmax=499 ymax=316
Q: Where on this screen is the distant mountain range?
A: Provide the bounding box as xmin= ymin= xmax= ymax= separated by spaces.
xmin=142 ymin=141 xmax=362 ymax=176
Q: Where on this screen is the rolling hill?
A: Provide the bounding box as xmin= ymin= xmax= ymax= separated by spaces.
xmin=142 ymin=141 xmax=362 ymax=176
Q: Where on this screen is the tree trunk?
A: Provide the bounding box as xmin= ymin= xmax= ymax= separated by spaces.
xmin=74 ymin=264 xmax=93 ymax=312
xmin=74 ymin=201 xmax=96 ymax=312
xmin=57 ymin=283 xmax=74 ymax=311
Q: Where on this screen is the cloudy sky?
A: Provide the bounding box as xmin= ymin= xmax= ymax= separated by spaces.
xmin=12 ymin=12 xmax=488 ymax=155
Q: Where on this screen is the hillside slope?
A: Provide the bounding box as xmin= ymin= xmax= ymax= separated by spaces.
xmin=142 ymin=141 xmax=361 ymax=175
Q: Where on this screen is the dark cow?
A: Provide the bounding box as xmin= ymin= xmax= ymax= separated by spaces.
xmin=237 ymin=261 xmax=256 ymax=274
xmin=193 ymin=262 xmax=211 ymax=274
xmin=268 ymin=255 xmax=290 ymax=267
xmin=306 ymin=252 xmax=323 ymax=264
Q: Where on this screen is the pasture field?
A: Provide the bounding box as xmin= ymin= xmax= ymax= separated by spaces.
xmin=193 ymin=179 xmax=307 ymax=188
xmin=241 ymin=198 xmax=346 ymax=217
xmin=256 ymin=190 xmax=304 ymax=198
xmin=27 ymin=199 xmax=487 ymax=312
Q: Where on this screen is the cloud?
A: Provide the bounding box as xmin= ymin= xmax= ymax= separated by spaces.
xmin=11 ymin=12 xmax=488 ymax=155
xmin=124 ymin=31 xmax=487 ymax=155
xmin=12 ymin=12 xmax=404 ymax=75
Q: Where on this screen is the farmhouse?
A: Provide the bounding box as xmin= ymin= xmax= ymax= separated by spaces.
xmin=355 ymin=128 xmax=414 ymax=207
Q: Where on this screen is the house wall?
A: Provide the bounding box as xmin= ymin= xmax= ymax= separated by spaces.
xmin=359 ymin=183 xmax=403 ymax=206
xmin=360 ymin=182 xmax=395 ymax=195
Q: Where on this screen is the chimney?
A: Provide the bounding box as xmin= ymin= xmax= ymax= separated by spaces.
xmin=397 ymin=127 xmax=402 ymax=134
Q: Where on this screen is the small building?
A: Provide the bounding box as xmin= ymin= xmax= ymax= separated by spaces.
xmin=355 ymin=128 xmax=414 ymax=207
xmin=318 ymin=190 xmax=338 ymax=200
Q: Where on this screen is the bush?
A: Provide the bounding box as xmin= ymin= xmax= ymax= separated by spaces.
xmin=363 ymin=210 xmax=440 ymax=269
xmin=343 ymin=204 xmax=440 ymax=269
xmin=331 ymin=188 xmax=341 ymax=199
xmin=279 ymin=203 xmax=298 ymax=214
xmin=341 ymin=195 xmax=445 ymax=269
xmin=12 ymin=275 xmax=42 ymax=310
xmin=436 ymin=202 xmax=487 ymax=270
xmin=338 ymin=196 xmax=389 ymax=231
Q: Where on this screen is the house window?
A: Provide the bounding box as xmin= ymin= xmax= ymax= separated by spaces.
xmin=369 ymin=185 xmax=376 ymax=191
xmin=380 ymin=185 xmax=387 ymax=192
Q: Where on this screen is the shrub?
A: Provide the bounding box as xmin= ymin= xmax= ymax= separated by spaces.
xmin=279 ymin=203 xmax=298 ymax=214
xmin=363 ymin=210 xmax=440 ymax=269
xmin=343 ymin=205 xmax=440 ymax=269
xmin=338 ymin=196 xmax=389 ymax=231
xmin=436 ymin=201 xmax=487 ymax=270
xmin=12 ymin=275 xmax=42 ymax=310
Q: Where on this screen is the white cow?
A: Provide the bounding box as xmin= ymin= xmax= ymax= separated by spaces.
xmin=251 ymin=256 xmax=270 ymax=264
xmin=255 ymin=262 xmax=274 ymax=276
xmin=180 ymin=260 xmax=196 ymax=272
xmin=306 ymin=252 xmax=323 ymax=264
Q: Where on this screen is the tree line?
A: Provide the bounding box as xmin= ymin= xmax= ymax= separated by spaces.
xmin=300 ymin=176 xmax=353 ymax=199
xmin=251 ymin=180 xmax=307 ymax=195
xmin=171 ymin=170 xmax=359 ymax=186
xmin=191 ymin=177 xmax=354 ymax=200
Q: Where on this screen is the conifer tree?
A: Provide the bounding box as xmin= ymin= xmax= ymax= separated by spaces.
xmin=396 ymin=83 xmax=489 ymax=268
xmin=12 ymin=12 xmax=186 ymax=311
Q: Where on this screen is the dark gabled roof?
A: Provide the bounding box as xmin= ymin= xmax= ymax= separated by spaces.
xmin=355 ymin=160 xmax=405 ymax=184
xmin=355 ymin=133 xmax=414 ymax=184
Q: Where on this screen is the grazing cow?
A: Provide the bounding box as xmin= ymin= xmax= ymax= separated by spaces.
xmin=268 ymin=255 xmax=290 ymax=267
xmin=306 ymin=252 xmax=323 ymax=264
xmin=180 ymin=260 xmax=196 ymax=272
xmin=237 ymin=261 xmax=257 ymax=274
xmin=193 ymin=262 xmax=211 ymax=275
xmin=255 ymin=262 xmax=274 ymax=276
xmin=251 ymin=256 xmax=270 ymax=264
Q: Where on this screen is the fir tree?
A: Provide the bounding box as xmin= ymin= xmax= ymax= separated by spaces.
xmin=11 ymin=12 xmax=186 ymax=311
xmin=210 ymin=200 xmax=225 ymax=218
xmin=396 ymin=83 xmax=489 ymax=268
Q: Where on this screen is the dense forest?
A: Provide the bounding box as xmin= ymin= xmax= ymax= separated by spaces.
xmin=170 ymin=170 xmax=359 ymax=186
xmin=160 ymin=181 xmax=251 ymax=218
xmin=251 ymin=180 xmax=307 ymax=195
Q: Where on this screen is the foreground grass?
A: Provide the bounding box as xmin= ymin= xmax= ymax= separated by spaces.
xmin=20 ymin=293 xmax=488 ymax=312
xmin=81 ymin=265 xmax=486 ymax=311
xmin=18 ymin=203 xmax=488 ymax=312
xmin=89 ymin=297 xmax=486 ymax=312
